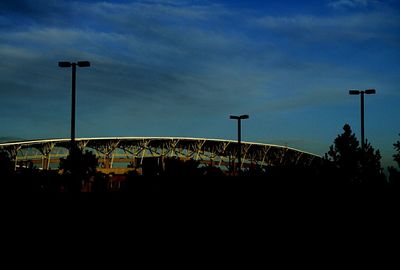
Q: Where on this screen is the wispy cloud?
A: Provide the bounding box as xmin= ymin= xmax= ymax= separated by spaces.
xmin=0 ymin=1 xmax=270 ymax=121
xmin=256 ymin=12 xmax=400 ymax=43
xmin=327 ymin=0 xmax=381 ymax=9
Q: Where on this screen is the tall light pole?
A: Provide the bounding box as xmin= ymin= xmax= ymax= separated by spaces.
xmin=230 ymin=114 xmax=249 ymax=175
xmin=58 ymin=61 xmax=90 ymax=150
xmin=349 ymin=89 xmax=376 ymax=151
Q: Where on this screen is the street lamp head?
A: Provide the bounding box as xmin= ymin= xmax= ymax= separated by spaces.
xmin=77 ymin=61 xmax=91 ymax=67
xmin=59 ymin=61 xmax=91 ymax=68
xmin=230 ymin=115 xmax=249 ymax=120
xmin=365 ymin=89 xmax=376 ymax=94
xmin=349 ymin=89 xmax=376 ymax=95
xmin=58 ymin=61 xmax=72 ymax=68
xmin=349 ymin=90 xmax=360 ymax=95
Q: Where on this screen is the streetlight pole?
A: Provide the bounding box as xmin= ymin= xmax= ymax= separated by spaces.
xmin=58 ymin=61 xmax=90 ymax=150
xmin=71 ymin=63 xmax=76 ymax=144
xmin=230 ymin=114 xmax=249 ymax=175
xmin=349 ymin=89 xmax=376 ymax=151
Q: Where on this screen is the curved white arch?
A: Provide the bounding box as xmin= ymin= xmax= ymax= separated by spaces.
xmin=0 ymin=136 xmax=321 ymax=157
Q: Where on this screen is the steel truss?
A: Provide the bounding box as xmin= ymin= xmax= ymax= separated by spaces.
xmin=0 ymin=137 xmax=322 ymax=170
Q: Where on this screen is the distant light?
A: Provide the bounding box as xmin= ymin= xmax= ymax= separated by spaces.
xmin=365 ymin=89 xmax=376 ymax=95
xmin=349 ymin=90 xmax=360 ymax=95
xmin=77 ymin=61 xmax=90 ymax=67
xmin=58 ymin=61 xmax=72 ymax=68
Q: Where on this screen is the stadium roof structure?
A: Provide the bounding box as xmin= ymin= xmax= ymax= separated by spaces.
xmin=0 ymin=137 xmax=322 ymax=170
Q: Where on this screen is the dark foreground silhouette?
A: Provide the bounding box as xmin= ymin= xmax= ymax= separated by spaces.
xmin=0 ymin=163 xmax=397 ymax=193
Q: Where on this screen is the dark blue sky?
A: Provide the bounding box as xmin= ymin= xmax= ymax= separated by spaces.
xmin=0 ymin=0 xmax=399 ymax=167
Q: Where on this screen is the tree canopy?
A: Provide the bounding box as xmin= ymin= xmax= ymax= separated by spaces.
xmin=59 ymin=148 xmax=98 ymax=191
xmin=325 ymin=124 xmax=384 ymax=184
xmin=388 ymin=134 xmax=400 ymax=185
xmin=393 ymin=135 xmax=400 ymax=168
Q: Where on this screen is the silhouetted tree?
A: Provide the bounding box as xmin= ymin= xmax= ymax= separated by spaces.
xmin=361 ymin=140 xmax=385 ymax=184
xmin=388 ymin=135 xmax=400 ymax=185
xmin=325 ymin=124 xmax=361 ymax=183
xmin=59 ymin=149 xmax=98 ymax=192
xmin=325 ymin=124 xmax=384 ymax=184
xmin=394 ymin=135 xmax=400 ymax=167
xmin=162 ymin=157 xmax=202 ymax=177
xmin=0 ymin=151 xmax=14 ymax=190
xmin=0 ymin=151 xmax=13 ymax=177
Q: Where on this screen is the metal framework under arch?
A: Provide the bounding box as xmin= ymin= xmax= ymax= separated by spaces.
xmin=0 ymin=137 xmax=322 ymax=171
